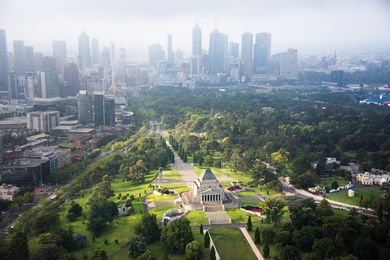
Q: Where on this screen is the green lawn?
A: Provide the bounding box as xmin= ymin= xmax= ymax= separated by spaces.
xmin=319 ymin=176 xmax=349 ymax=188
xmin=326 ymin=187 xmax=383 ymax=207
xmin=226 ymin=208 xmax=263 ymax=224
xmin=162 ymin=167 xmax=182 ymax=180
xmin=237 ymin=189 xmax=259 ymax=198
xmin=186 ymin=210 xmax=209 ymax=226
xmin=147 ymin=193 xmax=176 ymax=201
xmin=209 ymin=227 xmax=257 ymax=260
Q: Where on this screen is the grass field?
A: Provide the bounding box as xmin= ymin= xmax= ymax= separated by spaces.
xmin=226 ymin=208 xmax=263 ymax=224
xmin=147 ymin=193 xmax=176 ymax=201
xmin=326 ymin=186 xmax=383 ymax=207
xmin=319 ymin=176 xmax=349 ymax=188
xmin=209 ymin=227 xmax=257 ymax=260
xmin=162 ymin=167 xmax=182 ymax=180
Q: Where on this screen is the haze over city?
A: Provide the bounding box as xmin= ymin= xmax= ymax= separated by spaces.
xmin=1 ymin=0 xmax=390 ymax=55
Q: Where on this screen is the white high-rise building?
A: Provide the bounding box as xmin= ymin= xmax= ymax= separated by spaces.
xmin=241 ymin=32 xmax=253 ymax=76
xmin=78 ymin=32 xmax=91 ymax=70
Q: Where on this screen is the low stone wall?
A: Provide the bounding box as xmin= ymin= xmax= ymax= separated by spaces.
xmin=204 ymin=229 xmax=222 ymax=260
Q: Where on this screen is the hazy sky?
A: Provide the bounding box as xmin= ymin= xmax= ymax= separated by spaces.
xmin=1 ymin=0 xmax=390 ymax=56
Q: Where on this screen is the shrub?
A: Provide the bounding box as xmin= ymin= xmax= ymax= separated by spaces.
xmin=185 ymin=241 xmax=203 ymax=260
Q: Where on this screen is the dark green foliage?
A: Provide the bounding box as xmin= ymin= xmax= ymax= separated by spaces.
xmin=276 ymin=230 xmax=291 ymax=246
xmin=137 ymin=249 xmax=156 ymax=260
xmin=292 ymin=226 xmax=316 ymax=251
xmin=263 ymin=244 xmax=270 ymax=258
xmin=32 ymin=243 xmax=68 ymax=260
xmin=138 ymin=213 xmax=161 ymax=243
xmin=262 ymin=228 xmax=275 ymax=244
xmin=247 ymin=216 xmax=252 ymax=231
xmin=185 ymin=240 xmax=203 ymax=260
xmin=204 ymin=231 xmax=210 ymax=248
xmin=3 ymin=231 xmax=29 ymax=260
xmin=279 ymin=245 xmax=300 ymax=260
xmin=312 ymin=237 xmax=335 ymax=258
xmin=161 ymin=218 xmax=194 ymax=253
xmin=129 ymin=235 xmax=147 ymax=257
xmin=200 ymin=224 xmax=203 ymax=235
xmin=32 ymin=210 xmax=59 ymax=234
xmin=87 ymin=196 xmax=118 ymax=236
xmin=210 ymin=246 xmax=216 ymax=260
xmin=254 ymin=227 xmax=260 ymax=244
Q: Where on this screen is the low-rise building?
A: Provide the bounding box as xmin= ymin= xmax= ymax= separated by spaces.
xmin=0 ymin=183 xmax=19 ymax=200
xmin=27 ymin=111 xmax=60 ymax=133
xmin=356 ymin=172 xmax=390 ymax=186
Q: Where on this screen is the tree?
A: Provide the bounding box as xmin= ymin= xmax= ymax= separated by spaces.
xmin=247 ymin=216 xmax=253 ymax=231
xmin=279 ymin=245 xmax=300 ymax=260
xmin=32 ymin=210 xmax=59 ymax=234
xmin=200 ymin=224 xmax=203 ymax=235
xmin=129 ymin=235 xmax=147 ymax=257
xmin=312 ymin=238 xmax=335 ymax=258
xmin=204 ymin=231 xmax=210 ymax=248
xmin=263 ymin=244 xmax=270 ymax=258
xmin=331 ymin=180 xmax=339 ymax=190
xmin=210 ymin=246 xmax=216 ymax=260
xmin=255 ymin=227 xmax=261 ymax=244
xmin=68 ymin=202 xmax=83 ymax=219
xmin=87 ymin=196 xmax=118 ymax=235
xmin=161 ymin=218 xmax=194 ymax=253
xmin=185 ymin=241 xmax=203 ymax=260
xmin=128 ymin=160 xmax=148 ymax=183
xmin=276 ymin=230 xmax=291 ymax=246
xmin=264 ymin=198 xmax=286 ymax=226
xmin=6 ymin=231 xmax=29 ymax=260
xmin=138 ymin=213 xmax=161 ymax=243
xmin=32 ymin=243 xmax=68 ymax=260
xmin=91 ymin=249 xmax=108 ymax=260
xmin=94 ymin=179 xmax=114 ymax=198
xmin=317 ymin=199 xmax=333 ymax=218
xmin=137 ymin=249 xmax=156 ymax=260
xmin=292 ymin=226 xmax=316 ymax=251
xmin=262 ymin=228 xmax=275 ymax=244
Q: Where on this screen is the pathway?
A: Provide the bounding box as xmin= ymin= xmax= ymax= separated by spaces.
xmin=171 ymin=151 xmax=198 ymax=187
xmin=240 ymin=227 xmax=264 ymax=260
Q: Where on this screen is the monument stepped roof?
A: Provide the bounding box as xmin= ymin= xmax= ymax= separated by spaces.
xmin=200 ymin=168 xmax=217 ymax=181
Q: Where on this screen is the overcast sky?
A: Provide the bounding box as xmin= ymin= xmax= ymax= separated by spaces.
xmin=1 ymin=0 xmax=390 ymax=56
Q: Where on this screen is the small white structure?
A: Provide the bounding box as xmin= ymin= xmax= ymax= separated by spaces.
xmin=162 ymin=209 xmax=186 ymax=223
xmin=326 ymin=157 xmax=341 ymax=165
xmin=0 ymin=184 xmax=20 ymax=201
xmin=348 ymin=189 xmax=355 ymax=197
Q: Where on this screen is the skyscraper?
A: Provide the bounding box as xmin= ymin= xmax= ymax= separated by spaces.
xmin=119 ymin=48 xmax=127 ymax=67
xmin=52 ymin=40 xmax=67 ymax=75
xmin=229 ymin=42 xmax=239 ymax=59
xmin=39 ymin=56 xmax=60 ymax=98
xmin=192 ymin=24 xmax=202 ymax=56
xmin=253 ymin=32 xmax=271 ymax=74
xmin=148 ymin=44 xmax=165 ymax=68
xmin=64 ymin=63 xmax=80 ymax=96
xmin=167 ymin=34 xmax=174 ymax=64
xmin=77 ymin=90 xmax=94 ymax=125
xmin=33 ymin=52 xmax=44 ymax=72
xmin=93 ymin=92 xmax=104 ymax=126
xmin=24 ymin=46 xmax=34 ymax=72
xmin=104 ymin=97 xmax=115 ymax=126
xmin=241 ymin=32 xmax=253 ymax=76
xmin=91 ymin=38 xmax=99 ymax=65
xmin=78 ymin=32 xmax=91 ymax=70
xmin=0 ymin=29 xmax=9 ymax=93
xmin=208 ymin=30 xmax=228 ymax=75
xmin=13 ymin=41 xmax=25 ymax=76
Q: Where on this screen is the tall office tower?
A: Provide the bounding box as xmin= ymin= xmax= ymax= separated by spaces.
xmin=167 ymin=34 xmax=174 ymax=64
xmin=7 ymin=52 xmax=14 ymax=71
xmin=64 ymin=63 xmax=80 ymax=96
xmin=148 ymin=44 xmax=165 ymax=68
xmin=190 ymin=56 xmax=201 ymax=75
xmin=33 ymin=52 xmax=44 ymax=72
xmin=175 ymin=49 xmax=184 ymax=67
xmin=229 ymin=42 xmax=239 ymax=59
xmin=25 ymin=72 xmax=37 ymax=99
xmin=241 ymin=32 xmax=253 ymax=76
xmin=8 ymin=72 xmax=17 ymax=99
xmin=93 ymin=92 xmax=104 ymax=126
xmin=253 ymin=32 xmax=271 ymax=74
xmin=24 ymin=46 xmax=34 ymax=72
xmin=279 ymin=48 xmax=298 ymax=80
xmin=104 ymin=97 xmax=115 ymax=126
xmin=13 ymin=41 xmax=25 ymax=76
xmin=119 ymin=48 xmax=127 ymax=67
xmin=39 ymin=56 xmax=60 ymax=98
xmin=192 ymin=24 xmax=202 ymax=56
xmin=0 ymin=29 xmax=9 ymax=93
xmin=208 ymin=30 xmax=228 ymax=75
xmin=78 ymin=31 xmax=91 ymax=70
xmin=102 ymin=47 xmax=111 ymax=68
xmin=91 ymin=38 xmax=99 ymax=65
xmin=110 ymin=41 xmax=116 ymax=63
xmin=52 ymin=40 xmax=67 ymax=75
xmin=77 ymin=90 xmax=94 ymax=125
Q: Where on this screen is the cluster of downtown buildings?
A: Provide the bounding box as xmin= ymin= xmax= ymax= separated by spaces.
xmin=148 ymin=24 xmax=298 ymax=86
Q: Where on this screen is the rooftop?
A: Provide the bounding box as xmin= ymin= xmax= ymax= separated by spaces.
xmin=200 ymin=168 xmax=217 ymax=181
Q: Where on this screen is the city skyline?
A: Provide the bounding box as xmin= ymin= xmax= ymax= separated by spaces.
xmin=1 ymin=0 xmax=390 ymax=55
